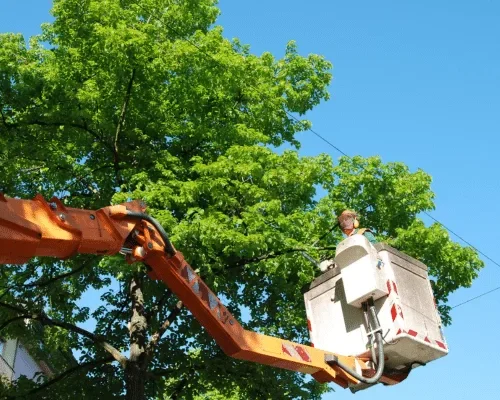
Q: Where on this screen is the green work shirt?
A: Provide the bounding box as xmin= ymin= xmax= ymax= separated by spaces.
xmin=350 ymin=228 xmax=378 ymax=244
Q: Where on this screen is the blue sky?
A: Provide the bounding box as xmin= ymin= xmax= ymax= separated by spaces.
xmin=1 ymin=1 xmax=499 ymax=398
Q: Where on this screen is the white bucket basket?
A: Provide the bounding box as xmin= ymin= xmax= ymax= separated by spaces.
xmin=303 ymin=238 xmax=448 ymax=376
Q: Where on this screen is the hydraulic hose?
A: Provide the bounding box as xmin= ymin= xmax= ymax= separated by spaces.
xmin=325 ymin=304 xmax=385 ymax=385
xmin=363 ymin=308 xmax=378 ymax=368
xmin=125 ymin=211 xmax=176 ymax=256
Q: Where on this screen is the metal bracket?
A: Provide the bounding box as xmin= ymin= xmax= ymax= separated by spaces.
xmin=324 ymin=354 xmax=339 ymax=366
xmin=366 ymin=327 xmax=383 ymax=337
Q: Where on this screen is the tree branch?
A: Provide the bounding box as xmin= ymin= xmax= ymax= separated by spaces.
xmin=227 ymin=246 xmax=337 ymax=269
xmin=149 ymin=364 xmax=205 ymax=381
xmin=0 ymin=259 xmax=93 ymax=302
xmin=113 ymin=68 xmax=136 ymax=186
xmin=170 ymin=375 xmax=189 ymax=400
xmin=22 ymin=259 xmax=93 ymax=289
xmin=104 ymin=290 xmax=131 ymax=337
xmin=0 ymin=264 xmax=38 ymax=300
xmin=10 ymin=356 xmax=114 ymax=398
xmin=20 ymin=120 xmax=105 ymax=147
xmin=145 ymin=288 xmax=173 ymax=320
xmin=0 ymin=315 xmax=29 ymax=331
xmin=146 ymin=301 xmax=183 ymax=358
xmin=4 ymin=117 xmax=114 ymax=159
xmin=58 ymin=164 xmax=114 ymax=197
xmin=148 ymin=368 xmax=175 ymax=378
xmin=0 ymin=104 xmax=14 ymax=130
xmin=19 ymin=165 xmax=45 ymax=174
xmin=0 ymin=302 xmax=128 ymax=369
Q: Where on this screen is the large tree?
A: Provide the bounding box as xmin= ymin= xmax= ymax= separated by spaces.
xmin=0 ymin=1 xmax=482 ymax=399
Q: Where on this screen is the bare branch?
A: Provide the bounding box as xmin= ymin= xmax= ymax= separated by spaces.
xmin=146 ymin=301 xmax=183 ymax=358
xmin=10 ymin=356 xmax=114 ymax=398
xmin=0 ymin=301 xmax=128 ymax=369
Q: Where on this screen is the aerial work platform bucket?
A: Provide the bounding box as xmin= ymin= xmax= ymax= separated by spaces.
xmin=304 ymin=236 xmax=448 ymax=388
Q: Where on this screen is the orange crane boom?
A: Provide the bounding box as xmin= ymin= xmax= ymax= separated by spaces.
xmin=0 ymin=194 xmax=405 ymax=389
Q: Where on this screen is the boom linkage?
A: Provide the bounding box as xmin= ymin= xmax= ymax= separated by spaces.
xmin=0 ymin=194 xmax=385 ymax=388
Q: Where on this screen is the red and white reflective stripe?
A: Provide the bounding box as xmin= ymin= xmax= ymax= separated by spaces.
xmin=386 ymin=279 xmax=399 ymax=296
xmin=396 ymin=327 xmax=448 ymax=350
xmin=390 ymin=301 xmax=405 ymax=336
xmin=282 ymin=343 xmax=312 ymax=362
xmin=387 ymin=279 xmax=405 ymax=336
xmin=390 ymin=303 xmax=404 ymax=321
xmin=386 ymin=280 xmax=448 ymax=350
xmin=435 ymin=340 xmax=447 ymax=350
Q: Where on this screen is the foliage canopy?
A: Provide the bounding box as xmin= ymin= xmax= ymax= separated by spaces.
xmin=0 ymin=1 xmax=482 ymax=399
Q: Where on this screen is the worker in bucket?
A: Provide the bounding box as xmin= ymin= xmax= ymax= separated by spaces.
xmin=319 ymin=210 xmax=378 ymax=272
xmin=338 ymin=210 xmax=377 ymax=244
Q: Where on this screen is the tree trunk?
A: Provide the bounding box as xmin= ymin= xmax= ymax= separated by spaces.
xmin=125 ymin=362 xmax=146 ymax=400
xmin=125 ymin=274 xmax=148 ymax=400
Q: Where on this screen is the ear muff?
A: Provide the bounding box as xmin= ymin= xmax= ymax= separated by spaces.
xmin=353 ymin=218 xmax=360 ymax=229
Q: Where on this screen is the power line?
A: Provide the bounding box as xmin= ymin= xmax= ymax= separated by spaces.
xmin=451 ymin=286 xmax=500 ymax=309
xmin=423 ymin=211 xmax=500 ymax=269
xmin=136 ymin=4 xmax=500 ymax=307
xmin=284 ymin=111 xmax=349 ymax=156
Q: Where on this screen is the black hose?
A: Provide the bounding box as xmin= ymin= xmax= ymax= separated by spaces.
xmin=125 ymin=211 xmax=176 ymax=256
xmin=325 ymin=304 xmax=385 ymax=385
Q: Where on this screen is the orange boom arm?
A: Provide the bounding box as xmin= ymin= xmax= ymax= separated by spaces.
xmin=0 ymin=194 xmax=377 ymax=388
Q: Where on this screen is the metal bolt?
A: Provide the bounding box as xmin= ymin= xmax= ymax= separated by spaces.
xmin=140 ymin=201 xmax=146 ymax=209
xmin=136 ymin=247 xmax=146 ymax=258
xmin=229 ymin=320 xmax=234 ymax=325
xmin=147 ymin=242 xmax=153 ymax=249
xmin=49 ymin=202 xmax=57 ymax=210
xmin=89 ymin=214 xmax=95 ymax=220
xmin=59 ymin=213 xmax=66 ymax=221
